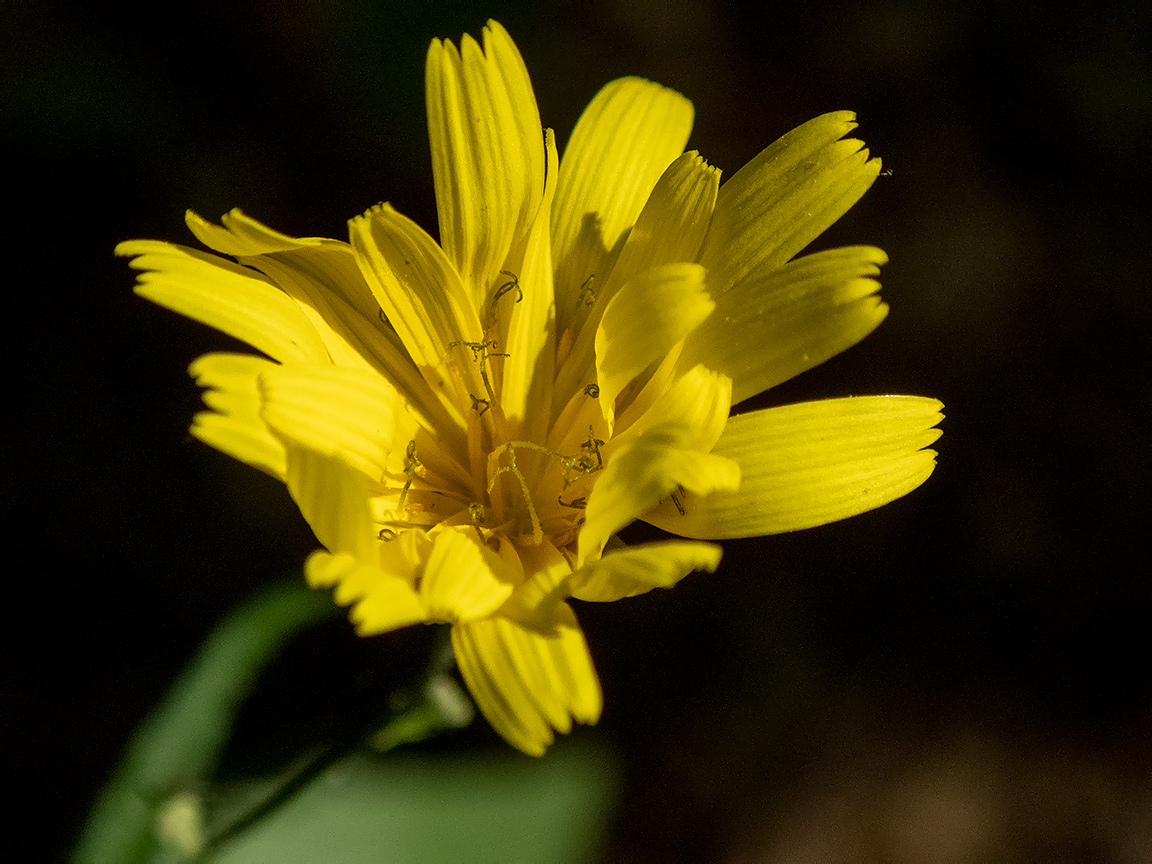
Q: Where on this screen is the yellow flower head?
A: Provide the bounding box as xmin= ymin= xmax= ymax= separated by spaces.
xmin=119 ymin=20 xmax=942 ymax=755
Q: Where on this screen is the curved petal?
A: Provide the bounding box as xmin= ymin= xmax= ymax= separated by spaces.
xmin=594 ymin=262 xmax=712 ymax=425
xmin=498 ymin=541 xmax=573 ymax=629
xmin=185 ymin=210 xmax=461 ymax=434
xmin=117 ymin=240 xmax=328 ymax=364
xmin=185 ymin=208 xmax=326 ymax=256
xmin=699 ymin=112 xmax=882 ymax=296
xmin=643 ymin=396 xmax=944 ymax=538
xmin=612 ymin=363 xmax=732 ymax=455
xmin=552 ymin=150 xmax=720 ymax=409
xmin=611 ymin=150 xmax=720 ymax=285
xmin=426 ymin=20 xmax=546 ymax=301
xmin=579 ymin=422 xmax=741 ymax=566
xmin=348 ymin=203 xmax=485 ymax=414
xmin=570 ymin=540 xmax=722 ymax=602
xmin=259 ymin=363 xmax=404 ymax=480
xmin=188 ymin=352 xmax=286 ymax=479
xmin=284 ymin=445 xmax=376 ymax=559
xmin=681 ymin=245 xmax=891 ymax=405
xmin=306 ymin=551 xmax=427 ymax=635
xmin=498 ymin=128 xmax=559 ymax=444
xmin=452 ymin=604 xmax=601 ymax=756
xmin=420 ymin=529 xmax=514 ymax=623
xmin=552 ymin=77 xmax=694 ymax=334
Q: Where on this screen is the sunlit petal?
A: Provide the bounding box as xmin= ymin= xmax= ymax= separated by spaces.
xmin=579 ymin=422 xmax=741 ymax=565
xmin=700 ymin=112 xmax=881 ymax=295
xmin=594 ymin=263 xmax=712 ymax=425
xmin=453 ymin=605 xmax=601 ymax=756
xmin=187 ymin=352 xmax=286 ymax=479
xmin=682 ymin=245 xmax=890 ymax=404
xmin=426 ymin=20 xmax=546 ymax=302
xmin=118 ymin=240 xmax=328 ymax=363
xmin=644 ymin=396 xmax=943 ymax=537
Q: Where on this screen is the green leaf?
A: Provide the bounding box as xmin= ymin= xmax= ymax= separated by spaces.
xmin=212 ymin=738 xmax=620 ymax=864
xmin=72 ymin=582 xmax=338 ymax=864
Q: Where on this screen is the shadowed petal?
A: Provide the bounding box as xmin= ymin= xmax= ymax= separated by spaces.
xmin=553 ymin=150 xmax=720 ymax=410
xmin=499 ymin=129 xmax=559 ymax=444
xmin=552 ymin=77 xmax=694 ymax=334
xmin=570 ymin=540 xmax=722 ymax=602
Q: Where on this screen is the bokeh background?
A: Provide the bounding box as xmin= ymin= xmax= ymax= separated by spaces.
xmin=4 ymin=0 xmax=1149 ymax=860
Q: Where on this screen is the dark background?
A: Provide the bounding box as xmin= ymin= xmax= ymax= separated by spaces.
xmin=4 ymin=0 xmax=1149 ymax=860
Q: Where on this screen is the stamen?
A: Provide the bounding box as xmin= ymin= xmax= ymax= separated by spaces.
xmin=399 ymin=439 xmax=421 ymax=512
xmin=580 ymin=427 xmax=605 ymax=470
xmin=477 ymin=361 xmax=498 ymax=408
xmin=378 ymin=527 xmax=397 ymax=541
xmin=451 ymin=339 xmax=507 ymax=410
xmin=492 ymin=270 xmax=523 ymax=307
xmin=578 ymin=274 xmax=596 ymax=306
xmin=486 ymin=442 xmax=543 ymax=543
xmin=450 ymin=338 xmax=506 ymax=362
xmin=583 ymin=383 xmax=600 ymax=398
xmin=468 ymin=502 xmax=487 ymax=544
xmin=469 ymin=394 xmax=490 ymax=416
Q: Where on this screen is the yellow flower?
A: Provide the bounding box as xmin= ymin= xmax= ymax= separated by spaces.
xmin=119 ymin=20 xmax=942 ymax=755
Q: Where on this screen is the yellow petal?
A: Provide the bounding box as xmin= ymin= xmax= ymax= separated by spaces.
xmin=681 ymin=245 xmax=891 ymax=405
xmin=643 ymin=396 xmax=943 ymax=538
xmin=426 ymin=20 xmax=546 ymax=302
xmin=305 ymin=550 xmax=426 ymax=635
xmin=258 ymin=363 xmax=403 ymax=480
xmin=579 ymin=422 xmax=741 ymax=566
xmin=498 ymin=128 xmax=559 ymax=444
xmin=552 ymin=150 xmax=720 ymax=407
xmin=117 ymin=240 xmax=328 ymax=364
xmin=187 ymin=352 xmax=286 ymax=479
xmin=699 ymin=112 xmax=881 ymax=295
xmin=609 ymin=150 xmax=720 ymax=287
xmin=594 ymin=262 xmax=713 ymax=425
xmin=452 ymin=619 xmax=550 ymax=754
xmin=452 ymin=604 xmax=601 ymax=756
xmin=420 ymin=529 xmax=513 ymax=623
xmin=348 ymin=577 xmax=429 ymax=635
xmin=284 ymin=445 xmax=376 ymax=559
xmin=570 ymin=540 xmax=722 ymax=602
xmin=184 ymin=209 xmax=464 ymax=435
xmin=499 ymin=541 xmax=574 ymax=629
xmin=348 ymin=203 xmax=485 ymax=414
xmin=552 ymin=77 xmax=694 ymax=334
xmin=185 ymin=208 xmax=323 ymax=256
xmin=612 ymin=363 xmax=732 ymax=455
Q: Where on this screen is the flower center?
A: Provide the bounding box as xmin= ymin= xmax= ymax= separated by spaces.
xmin=479 ymin=423 xmax=604 ymax=544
